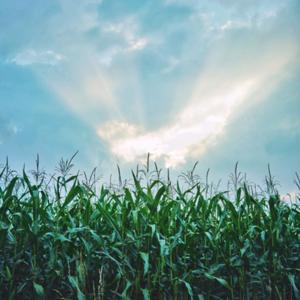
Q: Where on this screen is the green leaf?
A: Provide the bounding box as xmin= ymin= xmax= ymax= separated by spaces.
xmin=141 ymin=288 xmax=151 ymax=300
xmin=68 ymin=276 xmax=86 ymax=300
xmin=33 ymin=282 xmax=44 ymax=297
xmin=121 ymin=280 xmax=132 ymax=297
xmin=157 ymin=235 xmax=169 ymax=257
xmin=4 ymin=176 xmax=18 ymax=199
xmin=204 ymin=273 xmax=231 ymax=290
xmin=0 ymin=221 xmax=9 ymax=230
xmin=288 ymin=274 xmax=300 ymax=299
xmin=63 ymin=185 xmax=81 ymax=208
xmin=180 ymin=280 xmax=193 ymax=298
xmin=140 ymin=252 xmax=149 ymax=275
xmin=154 ymin=185 xmax=166 ymax=202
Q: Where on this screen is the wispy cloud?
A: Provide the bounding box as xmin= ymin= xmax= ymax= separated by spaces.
xmin=14 ymin=6 xmax=149 ymax=124
xmin=7 ymin=49 xmax=64 ymax=66
xmin=103 ymin=18 xmax=148 ymax=49
xmin=98 ymin=18 xmax=149 ymax=66
xmin=10 ymin=1 xmax=122 ymax=125
xmin=0 ymin=116 xmax=20 ymax=145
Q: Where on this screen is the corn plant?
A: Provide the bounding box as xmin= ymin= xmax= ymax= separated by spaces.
xmin=0 ymin=159 xmax=299 ymax=299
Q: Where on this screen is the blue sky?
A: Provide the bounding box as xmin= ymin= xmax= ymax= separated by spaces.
xmin=0 ymin=0 xmax=300 ymax=192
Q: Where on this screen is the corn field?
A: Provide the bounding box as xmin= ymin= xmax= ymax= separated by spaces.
xmin=0 ymin=157 xmax=300 ymax=299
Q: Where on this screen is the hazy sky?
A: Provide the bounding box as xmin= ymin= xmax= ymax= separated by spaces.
xmin=0 ymin=0 xmax=299 ymax=192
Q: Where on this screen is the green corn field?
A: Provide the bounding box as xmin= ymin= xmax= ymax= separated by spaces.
xmin=0 ymin=156 xmax=300 ymax=299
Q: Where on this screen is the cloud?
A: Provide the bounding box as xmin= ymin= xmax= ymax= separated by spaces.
xmin=98 ymin=80 xmax=256 ymax=168
xmin=3 ymin=0 xmax=298 ymax=172
xmin=8 ymin=1 xmax=122 ymax=125
xmin=126 ymin=37 xmax=148 ymax=51
xmin=97 ymin=24 xmax=299 ymax=168
xmin=0 ymin=116 xmax=20 ymax=145
xmin=171 ymin=0 xmax=286 ymax=38
xmin=219 ymin=20 xmax=252 ymax=32
xmin=7 ymin=49 xmax=64 ymax=66
xmin=98 ymin=36 xmax=148 ymax=67
xmin=216 ymin=8 xmax=279 ymax=33
xmin=12 ymin=7 xmax=149 ymax=123
xmin=98 ymin=18 xmax=149 ymax=66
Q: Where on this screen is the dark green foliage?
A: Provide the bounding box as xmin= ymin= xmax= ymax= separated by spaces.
xmin=0 ymin=160 xmax=299 ymax=299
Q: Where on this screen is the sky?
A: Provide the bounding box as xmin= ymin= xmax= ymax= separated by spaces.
xmin=0 ymin=0 xmax=300 ymax=193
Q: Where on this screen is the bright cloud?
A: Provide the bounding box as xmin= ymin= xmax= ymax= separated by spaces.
xmin=7 ymin=49 xmax=64 ymax=66
xmin=98 ymin=81 xmax=256 ymax=168
xmin=97 ymin=33 xmax=299 ymax=167
xmin=98 ymin=18 xmax=149 ymax=66
xmin=103 ymin=18 xmax=147 ymax=49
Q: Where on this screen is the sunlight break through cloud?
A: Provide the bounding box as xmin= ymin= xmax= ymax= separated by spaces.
xmin=98 ymin=37 xmax=298 ymax=168
xmin=98 ymin=80 xmax=256 ymax=168
xmin=6 ymin=0 xmax=298 ymax=170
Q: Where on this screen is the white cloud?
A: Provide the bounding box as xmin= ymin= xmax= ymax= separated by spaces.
xmin=98 ymin=36 xmax=148 ymax=67
xmin=220 ymin=20 xmax=251 ymax=31
xmin=183 ymin=1 xmax=285 ymax=38
xmin=101 ymin=18 xmax=149 ymax=63
xmin=0 ymin=119 xmax=20 ymax=145
xmin=103 ymin=18 xmax=139 ymax=43
xmin=127 ymin=37 xmax=148 ymax=51
xmin=97 ymin=31 xmax=299 ymax=168
xmin=218 ymin=8 xmax=279 ymax=32
xmin=7 ymin=49 xmax=64 ymax=66
xmin=98 ymin=80 xmax=256 ymax=168
xmin=5 ymin=0 xmax=298 ymax=170
xmin=17 ymin=2 xmax=122 ymax=124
